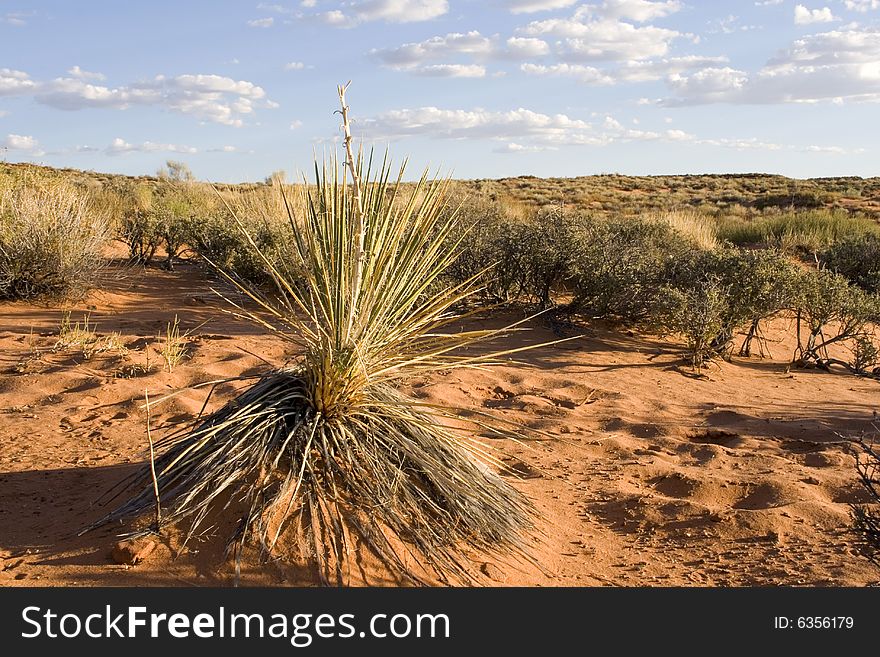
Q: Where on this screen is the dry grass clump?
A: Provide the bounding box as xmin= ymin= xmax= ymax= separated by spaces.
xmin=158 ymin=315 xmax=191 ymax=372
xmin=652 ymin=210 xmax=718 ymax=251
xmin=91 ymin=89 xmax=537 ymax=585
xmin=0 ymin=181 xmax=108 ymax=300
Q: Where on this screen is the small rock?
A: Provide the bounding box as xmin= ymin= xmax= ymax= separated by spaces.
xmin=111 ymin=539 xmax=156 ymax=566
xmin=480 ymin=561 xmax=507 ymax=582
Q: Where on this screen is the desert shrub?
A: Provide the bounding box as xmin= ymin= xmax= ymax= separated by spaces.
xmin=822 ymin=234 xmax=880 ymax=294
xmin=793 ymin=268 xmax=880 ymax=376
xmin=116 ymin=181 xmax=162 ymax=265
xmin=752 ymin=190 xmax=831 ymax=210
xmin=650 ymin=248 xmax=804 ymax=365
xmin=655 ymin=278 xmax=728 ymax=370
xmin=567 ymin=217 xmax=689 ymax=322
xmin=852 ymin=434 xmax=880 ymax=562
xmin=156 ymin=159 xmax=194 ymax=182
xmin=0 ymin=182 xmax=108 ymax=299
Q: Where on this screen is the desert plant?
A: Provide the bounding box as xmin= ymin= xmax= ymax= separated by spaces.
xmin=89 ymin=88 xmax=537 ymax=585
xmin=653 ymin=210 xmax=718 ymax=251
xmin=157 ymin=159 xmax=194 ymax=182
xmin=117 ymin=181 xmax=162 ymax=265
xmin=0 ymin=181 xmax=108 ymax=299
xmin=852 ymin=432 xmax=880 ymax=562
xmin=656 ymin=278 xmax=729 ymax=370
xmin=568 ymin=217 xmax=688 ymax=322
xmin=158 ymin=315 xmax=190 ymax=372
xmin=822 ymin=234 xmax=880 ymax=295
xmin=794 ymin=269 xmax=880 ymax=376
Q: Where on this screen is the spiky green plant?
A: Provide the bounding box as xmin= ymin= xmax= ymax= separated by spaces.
xmin=90 ymin=116 xmax=542 ymax=584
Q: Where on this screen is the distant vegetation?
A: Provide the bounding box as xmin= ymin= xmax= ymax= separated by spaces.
xmin=1 ymin=160 xmax=879 ymax=378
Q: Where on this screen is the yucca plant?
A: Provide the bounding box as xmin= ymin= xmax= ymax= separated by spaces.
xmin=90 ymin=86 xmax=539 ymax=584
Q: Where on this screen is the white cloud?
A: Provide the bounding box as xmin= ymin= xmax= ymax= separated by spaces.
xmin=521 ymin=62 xmax=615 ymax=84
xmin=360 ymin=104 xmax=854 ymax=156
xmin=1 ymin=12 xmax=29 ymax=26
xmin=502 ymin=0 xmax=578 ymax=13
xmin=373 ymin=31 xmax=494 ymax=67
xmin=793 ymin=5 xmax=837 ymax=24
xmin=0 ymin=110 xmax=8 ymax=118
xmin=373 ymin=31 xmax=551 ymax=74
xmin=505 ymin=36 xmax=552 ymax=57
xmin=67 ymin=66 xmax=106 ymax=81
xmin=663 ymin=27 xmax=880 ymax=105
xmin=0 ymin=70 xmax=273 ymax=126
xmin=301 ymin=0 xmax=317 ymax=6
xmin=106 ymin=137 xmax=198 ymax=156
xmin=755 ymin=0 xmax=783 ymax=6
xmin=247 ymin=17 xmax=275 ymax=27
xmin=494 ymin=142 xmax=558 ymax=153
xmin=413 ymin=64 xmax=487 ymax=77
xmin=353 ymin=0 xmax=448 ymax=22
xmin=316 ymin=0 xmax=448 ymax=26
xmin=284 ymin=61 xmax=307 ymax=70
xmin=844 ymin=0 xmax=879 ymax=11
xmin=3 ymin=133 xmax=39 ymax=152
xmin=522 ymin=56 xmax=727 ymax=86
xmin=519 ymin=9 xmax=684 ymax=61
xmin=0 ymin=68 xmax=36 ymax=95
xmin=600 ymin=0 xmax=683 ymax=22
xmin=290 ymin=120 xmax=303 ymax=129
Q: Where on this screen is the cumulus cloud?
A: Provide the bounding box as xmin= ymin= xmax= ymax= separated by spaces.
xmin=3 ymin=133 xmax=40 ymax=152
xmin=518 ymin=5 xmax=684 ymax=61
xmin=303 ymin=0 xmax=448 ymax=26
xmin=0 ymin=68 xmax=36 ymax=95
xmin=844 ymin=0 xmax=880 ymax=11
xmin=67 ymin=66 xmax=106 ymax=81
xmin=372 ymin=31 xmax=553 ymax=75
xmin=663 ymin=27 xmax=880 ymax=105
xmin=505 ymin=37 xmax=552 ymax=57
xmin=373 ymin=31 xmax=494 ymax=67
xmin=502 ymin=0 xmax=578 ymax=13
xmin=357 ymin=104 xmax=854 ymax=156
xmin=0 ymin=70 xmax=274 ymax=126
xmin=413 ymin=64 xmax=487 ymax=77
xmin=600 ymin=0 xmax=683 ymax=22
xmin=248 ymin=17 xmax=275 ymax=27
xmin=520 ymin=62 xmax=615 ymax=84
xmin=105 ymin=137 xmax=198 ymax=156
xmin=793 ymin=4 xmax=837 ymax=24
xmin=524 ymin=55 xmax=728 ymax=83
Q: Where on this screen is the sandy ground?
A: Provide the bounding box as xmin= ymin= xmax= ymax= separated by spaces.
xmin=1 ymin=256 xmax=878 ymax=587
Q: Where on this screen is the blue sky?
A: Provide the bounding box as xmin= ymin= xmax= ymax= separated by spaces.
xmin=2 ymin=0 xmax=879 ymax=181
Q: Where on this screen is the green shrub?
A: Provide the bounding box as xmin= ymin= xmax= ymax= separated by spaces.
xmin=0 ymin=182 xmax=108 ymax=299
xmin=794 ymin=268 xmax=880 ymax=375
xmin=568 ymin=217 xmax=688 ymax=322
xmin=656 ymin=278 xmax=729 ymax=370
xmin=822 ymin=234 xmax=880 ymax=294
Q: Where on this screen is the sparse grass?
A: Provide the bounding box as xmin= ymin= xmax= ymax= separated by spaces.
xmin=54 ymin=312 xmax=98 ymax=353
xmin=715 ymin=209 xmax=880 ymax=253
xmin=158 ymin=315 xmax=190 ymax=372
xmin=54 ymin=312 xmax=128 ymax=360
